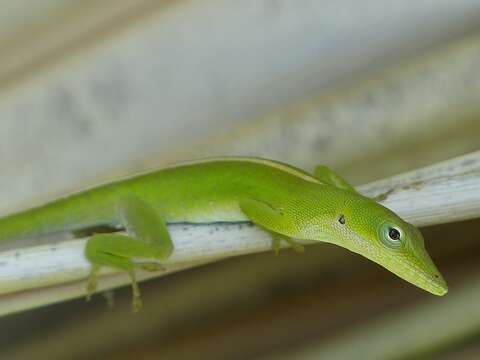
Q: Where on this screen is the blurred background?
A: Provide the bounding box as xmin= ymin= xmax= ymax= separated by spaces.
xmin=1 ymin=1 xmax=480 ymax=359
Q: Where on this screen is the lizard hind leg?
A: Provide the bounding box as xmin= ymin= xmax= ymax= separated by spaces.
xmin=84 ymin=196 xmax=174 ymax=312
xmin=85 ymin=233 xmax=148 ymax=312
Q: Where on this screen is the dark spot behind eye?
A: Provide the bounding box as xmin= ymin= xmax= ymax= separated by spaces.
xmin=338 ymin=214 xmax=345 ymax=225
xmin=388 ymin=227 xmax=401 ymax=240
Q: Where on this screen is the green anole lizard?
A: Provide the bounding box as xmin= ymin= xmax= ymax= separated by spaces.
xmin=0 ymin=158 xmax=447 ymax=311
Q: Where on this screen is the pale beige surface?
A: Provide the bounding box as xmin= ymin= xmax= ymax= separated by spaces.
xmin=1 ymin=1 xmax=480 ymax=316
xmin=1 ymin=3 xmax=480 ymax=358
xmin=0 ymin=1 xmax=480 ymax=214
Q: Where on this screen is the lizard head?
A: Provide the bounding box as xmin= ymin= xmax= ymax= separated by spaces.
xmin=322 ymin=192 xmax=448 ymax=296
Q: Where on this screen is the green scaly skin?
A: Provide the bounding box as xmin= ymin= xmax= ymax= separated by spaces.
xmin=0 ymin=157 xmax=447 ymax=311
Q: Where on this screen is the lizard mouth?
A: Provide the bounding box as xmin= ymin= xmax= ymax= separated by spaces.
xmin=388 ymin=254 xmax=448 ymax=296
xmin=349 ymin=230 xmax=448 ymax=295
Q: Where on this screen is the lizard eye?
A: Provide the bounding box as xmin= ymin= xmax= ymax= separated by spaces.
xmin=388 ymin=227 xmax=401 ymax=241
xmin=379 ymin=223 xmax=403 ymax=249
xmin=337 ymin=214 xmax=345 ymax=225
